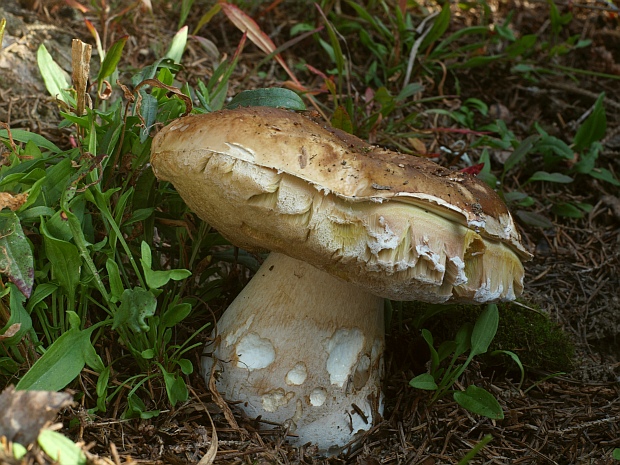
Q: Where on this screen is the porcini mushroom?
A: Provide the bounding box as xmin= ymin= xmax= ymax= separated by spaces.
xmin=150 ymin=106 xmax=531 ymax=453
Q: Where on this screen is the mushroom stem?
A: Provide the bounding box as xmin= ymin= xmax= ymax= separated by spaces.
xmin=203 ymin=252 xmax=385 ymax=454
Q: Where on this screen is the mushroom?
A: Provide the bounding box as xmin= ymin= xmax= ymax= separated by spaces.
xmin=150 ymin=106 xmax=531 ymax=454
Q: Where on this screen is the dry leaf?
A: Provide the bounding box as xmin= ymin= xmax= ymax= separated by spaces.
xmin=71 ymin=39 xmax=92 ymax=116
xmin=0 ymin=192 xmax=28 ymax=211
xmin=0 ymin=386 xmax=74 ymax=445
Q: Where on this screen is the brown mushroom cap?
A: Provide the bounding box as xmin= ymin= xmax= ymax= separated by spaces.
xmin=151 ymin=106 xmax=531 ymax=303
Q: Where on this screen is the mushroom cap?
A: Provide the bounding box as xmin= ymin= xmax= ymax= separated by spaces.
xmin=151 ymin=106 xmax=531 ymax=303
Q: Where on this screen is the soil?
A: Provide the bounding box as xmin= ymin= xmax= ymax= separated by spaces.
xmin=1 ymin=0 xmax=620 ymax=464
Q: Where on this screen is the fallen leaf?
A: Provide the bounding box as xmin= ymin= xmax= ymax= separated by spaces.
xmin=0 ymin=192 xmax=28 ymax=211
xmin=0 ymin=386 xmax=74 ymax=445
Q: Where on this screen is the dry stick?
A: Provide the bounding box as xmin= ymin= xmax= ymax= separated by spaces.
xmin=190 ymin=386 xmax=219 ymax=465
xmin=206 ymin=351 xmax=242 ymax=433
xmin=538 ymin=80 xmax=620 ymax=112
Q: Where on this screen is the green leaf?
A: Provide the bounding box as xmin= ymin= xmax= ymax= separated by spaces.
xmin=613 ymin=448 xmax=620 ymax=460
xmin=409 ymin=373 xmax=438 ymax=391
xmin=160 ymin=367 xmax=188 ymax=406
xmin=503 ymin=134 xmax=538 ymax=173
xmin=25 ymin=283 xmax=58 ymax=314
xmin=140 ymin=241 xmax=191 ymax=289
xmin=0 ymin=284 xmax=32 ymax=346
xmin=177 ymin=358 xmax=193 ymax=375
xmin=41 ymin=223 xmax=81 ymax=302
xmin=421 ymin=3 xmax=451 ymax=50
xmin=528 ymin=171 xmax=573 ymax=183
xmin=161 ymin=303 xmax=192 ymax=328
xmin=106 ymin=259 xmax=125 ymax=303
xmin=470 ymin=304 xmax=498 ymax=356
xmin=516 ymin=210 xmax=554 ymax=228
xmin=491 ymin=349 xmax=525 ymax=388
xmin=96 ymin=366 xmax=110 ymax=412
xmin=0 ymin=213 xmax=34 ymax=297
xmin=454 ymin=323 xmax=473 ymax=357
xmin=454 ymin=385 xmax=504 ymax=419
xmin=588 ymin=167 xmax=620 ymax=186
xmin=535 ymin=135 xmax=574 ymax=160
xmin=331 ymin=106 xmax=353 ymax=134
xmin=16 ymin=316 xmax=97 ymax=391
xmin=98 ymin=35 xmax=128 ymax=82
xmin=37 ymin=44 xmax=74 ymax=106
xmin=179 ymin=0 xmax=195 ymax=28
xmin=574 ymin=93 xmax=606 ymax=151
xmin=165 ymin=26 xmax=188 ymax=64
xmin=0 ymin=129 xmax=61 ymax=153
xmin=38 ymin=429 xmax=87 ymax=465
xmin=226 ymin=88 xmax=306 ymax=111
xmin=552 ymin=202 xmax=585 ymax=218
xmin=113 ymin=288 xmax=157 ymax=333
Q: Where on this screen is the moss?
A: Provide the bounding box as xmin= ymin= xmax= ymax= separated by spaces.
xmin=397 ymin=300 xmax=574 ymax=373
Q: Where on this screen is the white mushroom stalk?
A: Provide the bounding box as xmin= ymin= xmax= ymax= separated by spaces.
xmin=203 ymin=252 xmax=384 ymax=453
xmin=150 ymin=106 xmax=531 ymax=453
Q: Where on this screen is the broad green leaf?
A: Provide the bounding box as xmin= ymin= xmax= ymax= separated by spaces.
xmin=0 ymin=284 xmax=32 ymax=346
xmin=505 ymin=34 xmax=537 ymax=58
xmin=96 ymin=366 xmax=110 ymax=412
xmin=331 ymin=106 xmax=353 ymax=134
xmin=160 ymin=366 xmax=188 ymax=406
xmin=572 ymin=142 xmax=600 ymax=174
xmin=588 ymin=167 xmax=620 ymax=186
xmin=165 ymin=26 xmax=188 ymax=64
xmin=396 ymin=83 xmax=425 ymax=102
xmin=470 ymin=304 xmax=498 ymax=356
xmin=503 ymin=134 xmax=538 ymax=173
xmin=535 ymin=135 xmax=573 ymax=159
xmin=409 ymin=373 xmax=438 ymax=391
xmin=25 ymin=283 xmax=58 ymax=313
xmin=139 ymin=91 xmax=158 ymax=143
xmin=140 ymin=241 xmax=191 ymax=289
xmin=23 ymin=140 xmax=43 ymax=159
xmin=421 ymin=3 xmax=451 ymax=50
xmin=613 ymin=448 xmax=620 ymax=460
xmin=528 ymin=171 xmax=573 ymax=183
xmin=37 ymin=44 xmax=74 ymax=106
xmin=106 ymin=259 xmax=125 ymax=303
xmin=0 ymin=213 xmax=34 ymax=297
xmin=454 ymin=385 xmax=504 ymax=419
xmin=574 ymin=93 xmax=606 ymax=151
xmin=41 ymin=223 xmax=81 ymax=302
xmin=177 ymin=358 xmax=193 ymax=375
xmin=226 ymin=88 xmax=305 ymax=111
xmin=516 ymin=210 xmax=554 ymax=228
xmin=16 ymin=318 xmax=97 ymax=391
xmin=98 ymin=35 xmax=128 ymax=82
xmin=38 ymin=429 xmax=87 ymax=465
xmin=437 ymin=340 xmax=456 ymax=363
xmin=124 ymin=393 xmax=160 ymax=419
xmin=113 ymin=288 xmax=157 ymax=333
xmin=551 ymin=202 xmax=585 ymax=218
xmin=12 ymin=442 xmax=27 ymax=460
xmin=161 ymin=303 xmax=192 ymax=328
xmin=454 ymin=323 xmax=473 ymax=357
